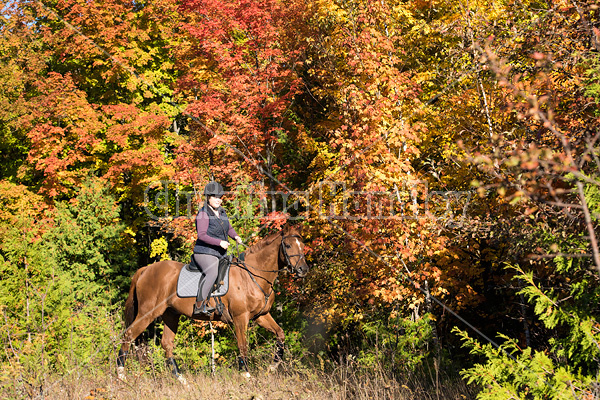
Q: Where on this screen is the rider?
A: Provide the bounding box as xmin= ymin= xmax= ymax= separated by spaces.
xmin=193 ymin=181 xmax=243 ymax=316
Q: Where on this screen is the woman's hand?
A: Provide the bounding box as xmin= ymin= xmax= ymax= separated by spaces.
xmin=235 ymin=236 xmax=243 ymax=245
xmin=219 ymin=240 xmax=230 ymax=250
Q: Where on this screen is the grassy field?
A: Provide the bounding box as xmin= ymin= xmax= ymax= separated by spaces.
xmin=10 ymin=360 xmax=476 ymax=400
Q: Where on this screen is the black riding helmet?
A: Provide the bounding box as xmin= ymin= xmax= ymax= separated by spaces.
xmin=204 ymin=181 xmax=224 ymax=197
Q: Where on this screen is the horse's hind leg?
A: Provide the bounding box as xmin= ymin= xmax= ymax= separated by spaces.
xmin=117 ymin=305 xmax=164 ymax=380
xmin=255 ymin=313 xmax=285 ymax=369
xmin=162 ymin=310 xmax=186 ymax=385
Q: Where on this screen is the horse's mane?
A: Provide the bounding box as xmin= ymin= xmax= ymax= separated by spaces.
xmin=245 ymin=230 xmax=283 ymax=255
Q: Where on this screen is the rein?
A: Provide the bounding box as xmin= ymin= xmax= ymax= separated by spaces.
xmin=234 ymin=260 xmax=275 ymax=320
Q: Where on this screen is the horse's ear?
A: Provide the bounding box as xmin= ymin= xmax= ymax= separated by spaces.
xmin=283 ymin=221 xmax=301 ymax=235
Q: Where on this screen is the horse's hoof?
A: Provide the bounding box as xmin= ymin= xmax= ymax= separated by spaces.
xmin=241 ymin=371 xmax=251 ymax=379
xmin=176 ymin=374 xmax=188 ymax=386
xmin=117 ymin=367 xmax=126 ymax=381
xmin=268 ymin=362 xmax=281 ymax=373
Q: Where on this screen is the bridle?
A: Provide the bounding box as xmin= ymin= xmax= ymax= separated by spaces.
xmin=235 ymin=234 xmax=306 ymax=276
xmin=231 ymin=233 xmax=307 ymax=320
xmin=280 ymin=234 xmax=306 ymax=276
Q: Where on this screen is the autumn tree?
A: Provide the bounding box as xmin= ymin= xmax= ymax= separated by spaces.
xmin=0 ymin=0 xmax=181 ymax=202
xmin=173 ymin=0 xmax=309 ymax=190
xmin=272 ymin=1 xmax=455 ymax=369
xmin=420 ymin=0 xmax=600 ymax=396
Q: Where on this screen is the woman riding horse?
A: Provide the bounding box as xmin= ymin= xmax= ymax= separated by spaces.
xmin=116 ymin=217 xmax=308 ymax=381
xmin=193 ymin=181 xmax=243 ymax=316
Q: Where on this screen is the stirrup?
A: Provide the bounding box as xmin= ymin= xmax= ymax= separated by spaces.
xmin=193 ymin=300 xmax=215 ymax=316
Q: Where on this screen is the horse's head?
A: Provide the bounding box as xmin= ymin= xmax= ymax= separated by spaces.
xmin=280 ymin=224 xmax=309 ymax=278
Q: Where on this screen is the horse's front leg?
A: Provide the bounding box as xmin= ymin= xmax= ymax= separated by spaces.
xmin=233 ymin=313 xmax=251 ymax=378
xmin=162 ymin=310 xmax=187 ymax=385
xmin=255 ymin=313 xmax=285 ymax=369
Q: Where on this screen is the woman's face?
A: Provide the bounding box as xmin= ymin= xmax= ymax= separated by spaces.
xmin=208 ymin=195 xmax=222 ymax=209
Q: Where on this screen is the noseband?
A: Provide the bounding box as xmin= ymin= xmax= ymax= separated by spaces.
xmin=280 ymin=234 xmax=306 ymax=274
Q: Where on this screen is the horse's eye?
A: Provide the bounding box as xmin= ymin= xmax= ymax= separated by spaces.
xmin=285 ymin=243 xmax=291 ymax=249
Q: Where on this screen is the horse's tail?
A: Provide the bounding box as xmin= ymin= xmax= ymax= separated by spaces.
xmin=124 ymin=266 xmax=147 ymax=328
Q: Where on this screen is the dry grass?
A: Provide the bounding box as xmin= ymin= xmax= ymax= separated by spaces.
xmin=11 ymin=361 xmax=475 ymax=400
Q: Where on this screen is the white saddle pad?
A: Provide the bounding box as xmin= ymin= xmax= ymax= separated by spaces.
xmin=176 ymin=264 xmax=230 ymax=298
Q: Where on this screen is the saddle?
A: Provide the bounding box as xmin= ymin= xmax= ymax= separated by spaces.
xmin=176 ymin=255 xmax=232 ymax=298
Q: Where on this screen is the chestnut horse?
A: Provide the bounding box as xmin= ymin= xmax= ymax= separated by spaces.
xmin=116 ymin=224 xmax=308 ymax=381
